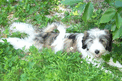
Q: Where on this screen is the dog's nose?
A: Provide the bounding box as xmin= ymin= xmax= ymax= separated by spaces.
xmin=95 ymin=50 xmax=99 ymax=54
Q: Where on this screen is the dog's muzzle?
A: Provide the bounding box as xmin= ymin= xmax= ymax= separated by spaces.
xmin=95 ymin=50 xmax=101 ymax=58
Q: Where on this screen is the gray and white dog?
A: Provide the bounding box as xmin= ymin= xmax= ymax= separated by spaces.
xmin=1 ymin=22 xmax=122 ymax=72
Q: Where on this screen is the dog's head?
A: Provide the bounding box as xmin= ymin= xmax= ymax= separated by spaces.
xmin=82 ymin=28 xmax=112 ymax=58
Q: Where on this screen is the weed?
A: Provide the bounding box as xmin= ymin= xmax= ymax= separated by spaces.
xmin=0 ymin=0 xmax=122 ymax=80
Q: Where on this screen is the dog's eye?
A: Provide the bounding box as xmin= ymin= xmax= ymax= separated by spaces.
xmin=89 ymin=39 xmax=93 ymax=43
xmin=100 ymin=39 xmax=105 ymax=43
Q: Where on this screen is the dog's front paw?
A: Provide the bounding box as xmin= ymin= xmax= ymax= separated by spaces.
xmin=119 ymin=68 xmax=122 ymax=72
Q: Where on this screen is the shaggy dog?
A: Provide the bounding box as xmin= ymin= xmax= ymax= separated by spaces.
xmin=0 ymin=22 xmax=122 ymax=72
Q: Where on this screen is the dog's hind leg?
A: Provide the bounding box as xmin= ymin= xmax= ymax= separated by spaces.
xmin=43 ymin=22 xmax=66 ymax=34
xmin=43 ymin=22 xmax=57 ymax=33
xmin=49 ymin=23 xmax=66 ymax=53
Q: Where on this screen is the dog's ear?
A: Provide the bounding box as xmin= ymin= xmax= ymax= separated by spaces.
xmin=82 ymin=31 xmax=89 ymax=49
xmin=105 ymin=30 xmax=112 ymax=52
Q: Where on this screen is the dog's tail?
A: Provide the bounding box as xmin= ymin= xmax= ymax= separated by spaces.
xmin=0 ymin=22 xmax=35 ymax=50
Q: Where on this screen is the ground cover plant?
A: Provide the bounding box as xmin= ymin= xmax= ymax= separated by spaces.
xmin=0 ymin=0 xmax=122 ymax=81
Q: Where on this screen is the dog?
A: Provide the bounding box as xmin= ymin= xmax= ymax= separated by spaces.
xmin=0 ymin=22 xmax=122 ymax=72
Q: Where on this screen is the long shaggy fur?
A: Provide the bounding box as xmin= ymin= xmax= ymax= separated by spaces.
xmin=0 ymin=22 xmax=122 ymax=73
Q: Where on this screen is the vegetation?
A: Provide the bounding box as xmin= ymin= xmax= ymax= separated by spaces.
xmin=0 ymin=0 xmax=122 ymax=80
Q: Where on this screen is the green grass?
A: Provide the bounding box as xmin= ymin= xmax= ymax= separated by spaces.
xmin=0 ymin=0 xmax=122 ymax=81
xmin=0 ymin=42 xmax=121 ymax=80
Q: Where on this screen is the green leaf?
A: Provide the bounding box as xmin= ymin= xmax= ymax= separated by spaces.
xmin=116 ymin=12 xmax=122 ymax=28
xmin=105 ymin=0 xmax=111 ymax=4
xmin=111 ymin=24 xmax=116 ymax=31
xmin=113 ymin=26 xmax=122 ymax=39
xmin=115 ymin=0 xmax=122 ymax=8
xmin=77 ymin=3 xmax=86 ymax=14
xmin=113 ymin=58 xmax=117 ymax=63
xmin=0 ymin=49 xmax=3 ymax=54
xmin=61 ymin=0 xmax=82 ymax=5
xmin=119 ymin=26 xmax=122 ymax=37
xmin=113 ymin=29 xmax=120 ymax=39
xmin=100 ymin=8 xmax=116 ymax=23
xmin=82 ymin=2 xmax=94 ymax=22
xmin=102 ymin=54 xmax=110 ymax=62
xmin=117 ymin=7 xmax=122 ymax=13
